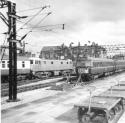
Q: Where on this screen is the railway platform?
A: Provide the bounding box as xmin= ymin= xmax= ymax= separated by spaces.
xmin=1 ymin=77 xmax=64 ymax=110
xmin=1 ymin=72 xmax=125 ymax=123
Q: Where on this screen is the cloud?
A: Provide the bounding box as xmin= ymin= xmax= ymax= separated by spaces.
xmin=87 ymin=0 xmax=125 ymax=22
xmin=1 ymin=0 xmax=125 ymax=53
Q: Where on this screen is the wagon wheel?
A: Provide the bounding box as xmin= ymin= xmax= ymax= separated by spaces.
xmin=92 ymin=115 xmax=108 ymax=123
xmin=82 ymin=114 xmax=91 ymax=122
xmin=114 ymin=104 xmax=122 ymax=114
xmin=108 ymin=109 xmax=115 ymax=121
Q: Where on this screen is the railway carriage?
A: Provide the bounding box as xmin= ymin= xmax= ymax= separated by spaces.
xmin=115 ymin=60 xmax=125 ymax=72
xmin=76 ymin=57 xmax=125 ymax=80
xmin=29 ymin=57 xmax=73 ymax=77
xmin=1 ymin=56 xmax=73 ymax=82
xmin=1 ymin=55 xmax=31 ymax=82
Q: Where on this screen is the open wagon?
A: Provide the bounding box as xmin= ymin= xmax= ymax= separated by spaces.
xmin=74 ymin=96 xmax=124 ymax=123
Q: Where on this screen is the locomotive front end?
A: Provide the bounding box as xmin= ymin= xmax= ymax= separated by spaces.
xmin=75 ymin=58 xmax=92 ymax=81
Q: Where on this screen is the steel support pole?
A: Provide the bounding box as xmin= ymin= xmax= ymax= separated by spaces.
xmin=12 ymin=2 xmax=17 ymax=100
xmin=8 ymin=1 xmax=13 ymax=100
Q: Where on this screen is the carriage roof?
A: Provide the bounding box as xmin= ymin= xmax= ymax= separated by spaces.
xmin=29 ymin=57 xmax=72 ymax=61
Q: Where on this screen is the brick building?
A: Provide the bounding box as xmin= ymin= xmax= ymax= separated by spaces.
xmin=40 ymin=44 xmax=106 ymax=60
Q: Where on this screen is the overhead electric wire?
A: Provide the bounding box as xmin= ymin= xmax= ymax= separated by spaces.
xmin=17 ymin=5 xmax=49 ymax=32
xmin=22 ymin=12 xmax=52 ymax=18
xmin=22 ymin=24 xmax=64 ymax=29
xmin=16 ymin=19 xmax=33 ymax=27
xmin=23 ymin=12 xmax=52 ymax=35
xmin=16 ymin=6 xmax=50 ymax=13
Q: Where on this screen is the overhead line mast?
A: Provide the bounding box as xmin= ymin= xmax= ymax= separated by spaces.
xmin=0 ymin=0 xmax=18 ymax=101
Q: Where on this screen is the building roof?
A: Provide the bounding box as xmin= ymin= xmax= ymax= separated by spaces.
xmin=41 ymin=45 xmax=106 ymax=51
xmin=42 ymin=46 xmax=61 ymax=51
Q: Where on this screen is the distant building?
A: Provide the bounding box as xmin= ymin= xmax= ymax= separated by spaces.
xmin=112 ymin=54 xmax=125 ymax=60
xmin=40 ymin=44 xmax=106 ymax=60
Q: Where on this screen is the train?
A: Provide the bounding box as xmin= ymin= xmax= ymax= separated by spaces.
xmin=1 ymin=55 xmax=125 ymax=83
xmin=1 ymin=56 xmax=73 ymax=83
xmin=75 ymin=57 xmax=125 ymax=81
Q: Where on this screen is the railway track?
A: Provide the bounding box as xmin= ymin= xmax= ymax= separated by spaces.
xmin=1 ymin=76 xmax=65 ymax=90
xmin=1 ymin=77 xmax=67 ymax=97
xmin=2 ymin=71 xmax=124 ymax=97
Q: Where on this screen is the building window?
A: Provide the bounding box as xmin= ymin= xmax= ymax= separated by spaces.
xmin=22 ymin=61 xmax=25 ymax=68
xmin=67 ymin=62 xmax=68 ymax=64
xmin=51 ymin=61 xmax=53 ymax=64
xmin=61 ymin=62 xmax=63 ymax=64
xmin=2 ymin=61 xmax=5 ymax=68
xmin=30 ymin=60 xmax=33 ymax=64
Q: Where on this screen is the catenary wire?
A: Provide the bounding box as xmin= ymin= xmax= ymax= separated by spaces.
xmin=16 ymin=6 xmax=50 ymax=13
xmin=17 ymin=6 xmax=49 ymax=32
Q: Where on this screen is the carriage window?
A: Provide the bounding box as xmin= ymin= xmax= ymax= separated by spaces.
xmin=2 ymin=61 xmax=5 ymax=68
xmin=51 ymin=61 xmax=53 ymax=64
xmin=30 ymin=60 xmax=33 ymax=64
xmin=22 ymin=61 xmax=25 ymax=68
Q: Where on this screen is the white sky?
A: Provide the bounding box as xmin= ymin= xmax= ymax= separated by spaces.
xmin=0 ymin=0 xmax=125 ymax=53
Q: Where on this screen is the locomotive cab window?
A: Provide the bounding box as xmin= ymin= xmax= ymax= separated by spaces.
xmin=22 ymin=61 xmax=25 ymax=68
xmin=2 ymin=61 xmax=5 ymax=68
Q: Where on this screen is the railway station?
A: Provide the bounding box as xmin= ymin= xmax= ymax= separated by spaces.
xmin=1 ymin=0 xmax=125 ymax=123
